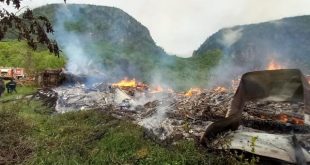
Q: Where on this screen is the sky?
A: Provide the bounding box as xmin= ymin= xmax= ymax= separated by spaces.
xmin=7 ymin=0 xmax=310 ymax=57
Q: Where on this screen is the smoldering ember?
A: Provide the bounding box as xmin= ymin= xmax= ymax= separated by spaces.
xmin=34 ymin=67 xmax=310 ymax=164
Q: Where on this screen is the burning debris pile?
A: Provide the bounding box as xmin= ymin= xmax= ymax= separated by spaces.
xmin=35 ymin=69 xmax=310 ymax=164
xmin=171 ymin=87 xmax=232 ymax=121
xmin=37 ymin=75 xmax=310 ymax=137
xmin=161 ymin=88 xmax=234 ymax=139
xmin=36 ymin=78 xmax=236 ymax=140
xmin=244 ymin=101 xmax=305 ymax=125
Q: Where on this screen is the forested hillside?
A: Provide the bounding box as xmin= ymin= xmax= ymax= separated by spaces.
xmin=30 ymin=4 xmax=221 ymax=89
xmin=194 ymin=15 xmax=310 ymax=71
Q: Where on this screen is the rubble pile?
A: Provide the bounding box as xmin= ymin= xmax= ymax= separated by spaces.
xmin=244 ymin=101 xmax=305 ymax=124
xmin=54 ymin=84 xmax=114 ymax=113
xmin=33 ymin=69 xmax=310 ymax=164
xmin=35 ymin=82 xmax=310 ymax=142
xmin=154 ymin=88 xmax=234 ymax=140
xmin=169 ymin=88 xmax=233 ymax=121
xmin=34 ymin=88 xmax=58 ymax=108
xmin=241 ymin=101 xmax=310 ymax=133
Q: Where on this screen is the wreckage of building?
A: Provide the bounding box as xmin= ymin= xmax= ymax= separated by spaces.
xmin=34 ymin=69 xmax=310 ymax=164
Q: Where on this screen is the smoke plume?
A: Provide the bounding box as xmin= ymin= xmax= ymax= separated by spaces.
xmin=54 ymin=5 xmax=106 ymax=84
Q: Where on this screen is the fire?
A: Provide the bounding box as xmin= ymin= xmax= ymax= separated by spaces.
xmin=150 ymin=85 xmax=163 ymax=94
xmin=267 ymin=59 xmax=283 ymax=70
xmin=277 ymin=113 xmax=304 ymax=125
xmin=185 ymin=88 xmax=201 ymax=96
xmin=214 ymin=86 xmax=227 ymax=93
xmin=112 ymin=78 xmax=176 ymax=95
xmin=292 ymin=117 xmax=304 ymax=125
xmin=112 ymin=78 xmax=137 ymax=88
xmin=277 ymin=114 xmax=288 ymax=123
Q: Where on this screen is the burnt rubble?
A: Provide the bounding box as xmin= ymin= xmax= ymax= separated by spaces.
xmin=33 ymin=88 xmax=58 ymax=108
xmin=34 ymin=69 xmax=310 ymax=164
xmin=54 ymin=84 xmax=114 ymax=113
xmin=35 ymin=83 xmax=310 ymax=140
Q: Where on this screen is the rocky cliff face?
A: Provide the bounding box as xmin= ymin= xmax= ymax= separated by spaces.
xmin=33 ymin=4 xmax=166 ymax=57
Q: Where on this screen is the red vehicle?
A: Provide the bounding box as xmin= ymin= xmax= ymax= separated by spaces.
xmin=0 ymin=67 xmax=25 ymax=79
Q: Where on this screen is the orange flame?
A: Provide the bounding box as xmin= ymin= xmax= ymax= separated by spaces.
xmin=185 ymin=88 xmax=201 ymax=96
xmin=267 ymin=59 xmax=283 ymax=70
xmin=277 ymin=113 xmax=304 ymax=125
xmin=292 ymin=117 xmax=304 ymax=125
xmin=149 ymin=86 xmax=163 ymax=94
xmin=112 ymin=78 xmax=137 ymax=88
xmin=278 ymin=114 xmax=288 ymax=123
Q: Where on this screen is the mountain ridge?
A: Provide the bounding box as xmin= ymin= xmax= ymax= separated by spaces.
xmin=193 ymin=15 xmax=310 ymax=72
xmin=29 ymin=4 xmax=221 ymax=89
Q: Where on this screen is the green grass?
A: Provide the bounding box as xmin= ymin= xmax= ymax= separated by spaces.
xmin=0 ymin=100 xmax=217 ymax=165
xmin=1 ymin=88 xmax=241 ymax=165
xmin=0 ymin=85 xmax=36 ymax=101
xmin=0 ymin=40 xmax=66 ymax=74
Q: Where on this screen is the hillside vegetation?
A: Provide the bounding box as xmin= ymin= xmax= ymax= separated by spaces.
xmin=0 ymin=41 xmax=65 ymax=74
xmin=3 ymin=5 xmax=310 ymax=89
xmin=0 ymin=39 xmax=221 ymax=89
xmin=30 ymin=4 xmax=222 ymax=89
xmin=194 ymin=15 xmax=310 ymax=72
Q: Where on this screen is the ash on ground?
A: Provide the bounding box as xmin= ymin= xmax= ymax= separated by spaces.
xmin=36 ymin=82 xmax=310 ymax=143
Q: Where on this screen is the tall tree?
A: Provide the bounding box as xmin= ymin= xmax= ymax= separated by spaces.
xmin=0 ymin=0 xmax=64 ymax=56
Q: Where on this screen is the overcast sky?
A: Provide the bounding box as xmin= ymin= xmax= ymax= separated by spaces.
xmin=9 ymin=0 xmax=310 ymax=57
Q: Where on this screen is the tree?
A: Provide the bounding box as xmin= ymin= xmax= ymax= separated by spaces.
xmin=0 ymin=0 xmax=65 ymax=56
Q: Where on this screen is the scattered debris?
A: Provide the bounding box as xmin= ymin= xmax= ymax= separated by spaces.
xmin=33 ymin=88 xmax=58 ymax=108
xmin=37 ymin=69 xmax=65 ymax=87
xmin=34 ymin=69 xmax=310 ymax=164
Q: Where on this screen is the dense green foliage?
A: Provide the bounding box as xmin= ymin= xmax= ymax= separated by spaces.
xmin=0 ymin=0 xmax=60 ymax=56
xmin=0 ymin=41 xmax=65 ymax=74
xmin=155 ymin=50 xmax=222 ymax=90
xmin=32 ymin=4 xmax=166 ymax=58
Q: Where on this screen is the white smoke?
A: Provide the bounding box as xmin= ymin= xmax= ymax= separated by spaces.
xmin=219 ymin=28 xmax=243 ymax=48
xmin=54 ymin=5 xmax=106 ymax=83
xmin=205 ymin=28 xmax=244 ymax=87
xmin=16 ymin=0 xmax=310 ymax=57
